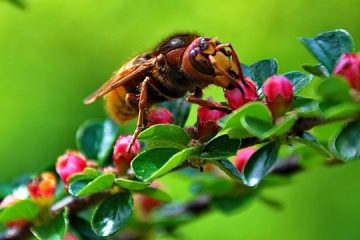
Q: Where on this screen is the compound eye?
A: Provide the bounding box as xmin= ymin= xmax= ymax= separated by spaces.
xmin=199 ymin=42 xmax=209 ymax=51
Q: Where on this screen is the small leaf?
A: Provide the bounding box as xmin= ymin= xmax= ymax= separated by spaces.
xmin=91 ymin=192 xmax=133 ymax=237
xmin=290 ymin=132 xmax=331 ymax=157
xmin=76 ymin=119 xmax=119 ymax=165
xmin=243 ymin=141 xmax=280 ymax=186
xmin=138 ymin=187 xmax=172 ymax=203
xmin=329 ymin=120 xmax=360 ymax=161
xmin=250 ymin=59 xmax=278 ymax=89
xmin=291 ymin=96 xmax=316 ymax=109
xmin=0 ymin=200 xmax=39 ymax=223
xmin=222 ymin=102 xmax=272 ymax=138
xmin=211 ymin=191 xmax=256 ymax=213
xmin=300 ymin=29 xmax=354 ymax=72
xmin=160 ymin=97 xmax=191 ymax=127
xmin=138 ymin=124 xmax=190 ymax=149
xmin=322 ymin=102 xmax=360 ymax=119
xmin=317 ymin=77 xmax=352 ymax=102
xmin=212 ymin=160 xmax=243 ymax=183
xmin=31 ymin=211 xmax=68 ymax=240
xmin=131 ymin=148 xmax=180 ymax=181
xmin=70 ymin=215 xmax=101 ymax=240
xmin=200 ymin=135 xmax=240 ymax=160
xmin=115 ymin=178 xmax=149 ymax=191
xmin=69 ymin=173 xmax=115 ymax=197
xmin=191 ymin=176 xmax=235 ymax=197
xmin=68 ymin=168 xmax=99 ymax=183
xmin=303 ymin=64 xmax=330 ymax=77
xmin=241 ymin=63 xmax=253 ymax=79
xmin=283 ymin=71 xmax=314 ymax=94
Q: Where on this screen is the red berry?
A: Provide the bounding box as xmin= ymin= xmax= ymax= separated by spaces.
xmin=224 ymin=77 xmax=258 ymax=110
xmin=28 ymin=172 xmax=57 ymax=200
xmin=263 ymin=75 xmax=294 ymax=119
xmin=56 ymin=151 xmax=87 ymax=184
xmin=234 ymin=147 xmax=256 ymax=172
xmin=147 ymin=107 xmax=173 ymax=126
xmin=334 ymin=53 xmax=360 ymax=91
xmin=113 ymin=135 xmax=140 ymax=172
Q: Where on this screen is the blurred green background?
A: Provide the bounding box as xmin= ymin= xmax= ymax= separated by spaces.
xmin=1 ymin=0 xmax=360 ymax=239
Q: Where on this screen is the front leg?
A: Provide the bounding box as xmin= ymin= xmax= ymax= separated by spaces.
xmin=126 ymin=76 xmax=150 ymax=153
xmin=187 ymin=89 xmax=231 ymax=113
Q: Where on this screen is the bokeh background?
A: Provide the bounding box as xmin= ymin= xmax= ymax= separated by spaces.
xmin=1 ymin=0 xmax=360 ymax=239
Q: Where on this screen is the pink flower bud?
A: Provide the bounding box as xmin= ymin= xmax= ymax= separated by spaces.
xmin=147 ymin=107 xmax=173 ymax=126
xmin=234 ymin=147 xmax=256 ymax=172
xmin=113 ymin=135 xmax=140 ymax=173
xmin=263 ymin=75 xmax=294 ymax=118
xmin=56 ymin=151 xmax=87 ymax=184
xmin=197 ymin=99 xmax=226 ymax=125
xmin=28 ymin=172 xmax=57 ymax=206
xmin=224 ymin=77 xmax=258 ymax=110
xmin=334 ymin=53 xmax=360 ymax=91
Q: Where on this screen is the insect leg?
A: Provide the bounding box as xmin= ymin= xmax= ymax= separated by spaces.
xmin=126 ymin=77 xmax=150 ymax=153
xmin=215 ymin=43 xmax=248 ymax=87
xmin=187 ymin=94 xmax=231 ymax=113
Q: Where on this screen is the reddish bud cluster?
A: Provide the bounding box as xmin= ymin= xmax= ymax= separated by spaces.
xmin=147 ymin=107 xmax=173 ymax=126
xmin=113 ymin=135 xmax=140 ymax=173
xmin=224 ymin=77 xmax=258 ymax=110
xmin=263 ymin=75 xmax=294 ymax=119
xmin=56 ymin=151 xmax=87 ymax=184
xmin=27 ymin=172 xmax=57 ymax=206
xmin=234 ymin=147 xmax=256 ymax=172
xmin=334 ymin=53 xmax=360 ymax=92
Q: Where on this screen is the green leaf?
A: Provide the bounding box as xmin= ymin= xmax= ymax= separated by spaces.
xmin=283 ymin=71 xmax=313 ymax=94
xmin=200 ymin=135 xmax=240 ymax=160
xmin=250 ymin=59 xmax=278 ymax=89
xmin=160 ymin=97 xmax=191 ymax=127
xmin=0 ymin=199 xmax=39 ymax=223
xmin=241 ymin=115 xmax=298 ymax=139
xmin=68 ymin=168 xmax=99 ymax=183
xmin=318 ymin=77 xmax=352 ymax=102
xmin=76 ymin=119 xmax=119 ymax=165
xmin=132 ymin=147 xmax=198 ymax=181
xmin=300 ymin=29 xmax=353 ymax=72
xmin=302 ymin=64 xmax=330 ymax=77
xmin=69 ymin=173 xmax=115 ymax=197
xmin=211 ymin=190 xmax=256 ymax=213
xmin=70 ymin=215 xmax=101 ymax=240
xmin=222 ymin=102 xmax=272 ymax=138
xmin=291 ymin=96 xmax=316 ymax=109
xmin=138 ymin=187 xmax=172 ymax=203
xmin=212 ymin=160 xmax=243 ymax=183
xmin=243 ymin=141 xmax=280 ymax=186
xmin=290 ymin=132 xmax=331 ymax=158
xmin=91 ymin=192 xmax=133 ymax=237
xmin=191 ymin=177 xmax=235 ymax=197
xmin=138 ymin=124 xmax=190 ymax=149
xmin=115 ymin=178 xmax=149 ymax=191
xmin=241 ymin=63 xmax=253 ymax=78
xmin=329 ymin=120 xmax=360 ymax=161
xmin=31 ymin=211 xmax=68 ymax=240
xmin=322 ymin=102 xmax=360 ymax=119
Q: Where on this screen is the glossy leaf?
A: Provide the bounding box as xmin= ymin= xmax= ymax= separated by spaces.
xmin=138 ymin=124 xmax=190 ymax=149
xmin=302 ymin=64 xmax=330 ymax=77
xmin=31 ymin=211 xmax=68 ymax=240
xmin=329 ymin=120 xmax=360 ymax=161
xmin=249 ymin=59 xmax=278 ymax=89
xmin=243 ymin=141 xmax=280 ymax=186
xmin=76 ymin=119 xmax=119 ymax=165
xmin=322 ymin=102 xmax=360 ymax=119
xmin=283 ymin=71 xmax=313 ymax=94
xmin=68 ymin=167 xmax=99 ymax=183
xmin=200 ymin=135 xmax=240 ymax=160
xmin=160 ymin=97 xmax=191 ymax=127
xmin=91 ymin=192 xmax=133 ymax=237
xmin=300 ymin=29 xmax=353 ymax=72
xmin=138 ymin=187 xmax=172 ymax=203
xmin=70 ymin=215 xmax=101 ymax=240
xmin=213 ymin=160 xmax=243 ymax=183
xmin=0 ymin=199 xmax=39 ymax=223
xmin=131 ymin=148 xmax=180 ymax=181
xmin=69 ymin=173 xmax=115 ymax=197
xmin=222 ymin=102 xmax=272 ymax=138
xmin=290 ymin=132 xmax=331 ymax=157
xmin=115 ymin=178 xmax=149 ymax=191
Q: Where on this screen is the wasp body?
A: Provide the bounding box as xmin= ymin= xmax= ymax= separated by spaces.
xmin=85 ymin=33 xmax=247 ymax=150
